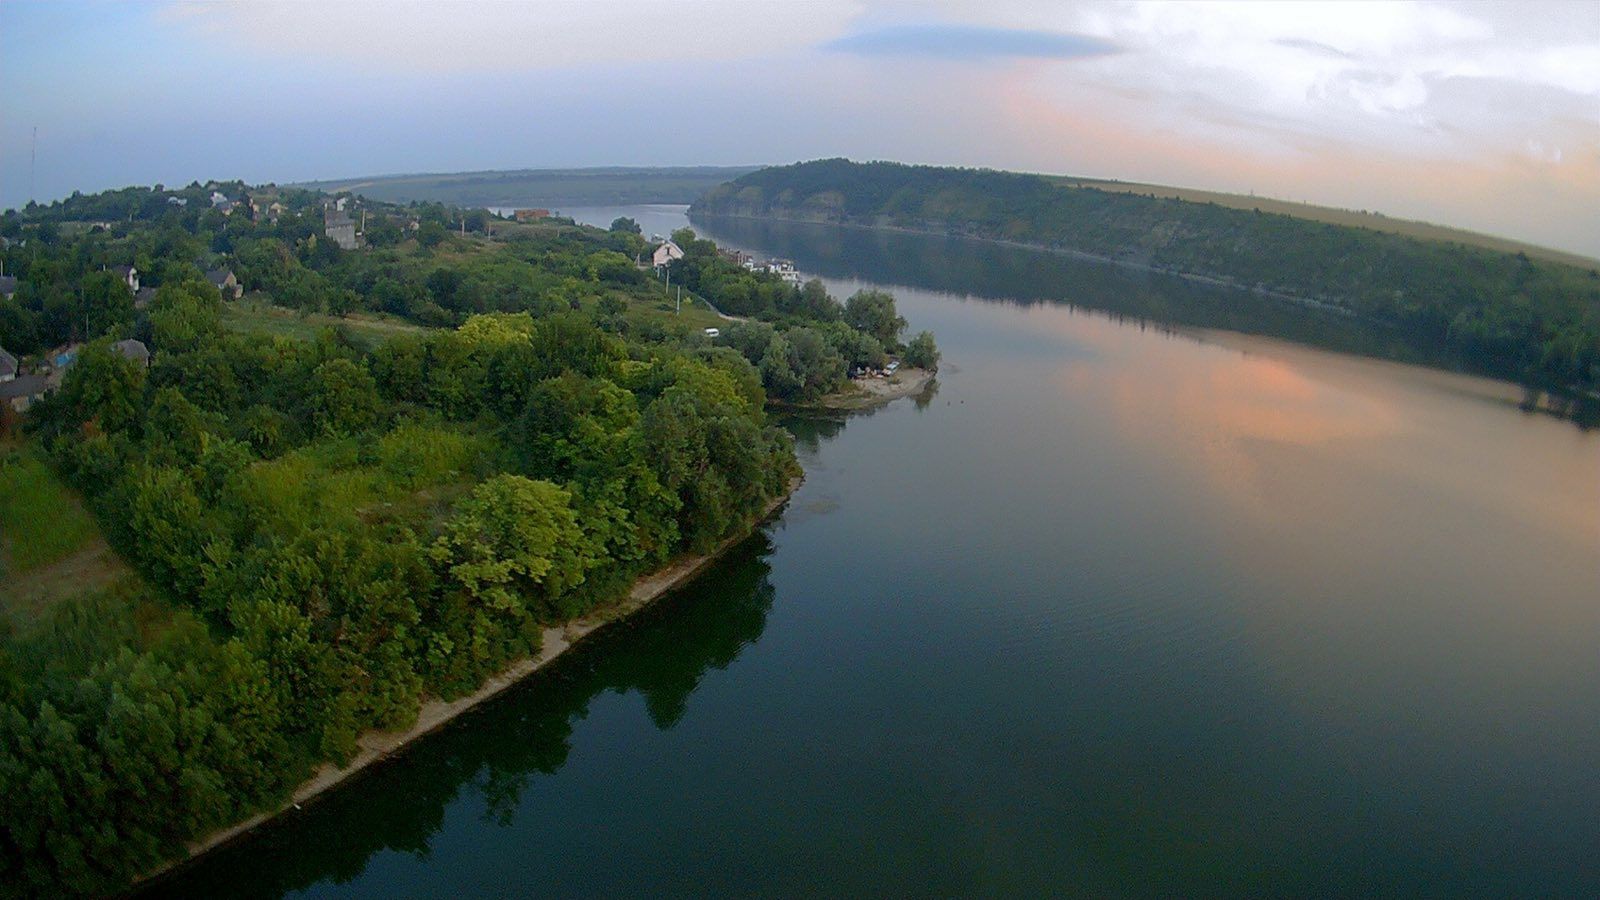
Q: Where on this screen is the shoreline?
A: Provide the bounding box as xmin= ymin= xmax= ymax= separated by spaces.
xmin=134 ymin=475 xmax=802 ymax=889
xmin=779 ymin=368 xmax=936 ymax=412
xmin=690 ymin=210 xmax=1357 ymax=315
xmin=693 ymin=211 xmax=1599 ymax=423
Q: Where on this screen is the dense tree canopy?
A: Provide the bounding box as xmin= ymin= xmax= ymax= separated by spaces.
xmin=0 ymin=183 xmax=835 ymax=895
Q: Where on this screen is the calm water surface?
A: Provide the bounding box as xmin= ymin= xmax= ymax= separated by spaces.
xmin=153 ymin=206 xmax=1600 ymax=897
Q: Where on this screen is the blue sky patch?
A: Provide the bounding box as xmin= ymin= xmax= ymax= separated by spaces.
xmin=823 ymin=23 xmax=1120 ymax=61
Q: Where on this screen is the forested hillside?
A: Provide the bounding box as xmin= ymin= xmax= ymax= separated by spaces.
xmin=299 ymin=166 xmax=761 ymax=207
xmin=693 ymin=160 xmax=1600 ymax=397
xmin=0 ymin=184 xmax=925 ymax=894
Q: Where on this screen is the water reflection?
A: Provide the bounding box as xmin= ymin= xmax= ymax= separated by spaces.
xmin=693 ymin=214 xmax=1599 ymax=426
xmin=146 ymin=537 xmax=783 ymax=899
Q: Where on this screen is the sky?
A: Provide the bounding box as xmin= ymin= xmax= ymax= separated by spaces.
xmin=2 ymin=0 xmax=1597 ymax=256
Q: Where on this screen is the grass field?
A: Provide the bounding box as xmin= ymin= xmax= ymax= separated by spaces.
xmin=1050 ymin=176 xmax=1598 ymax=268
xmin=613 ymin=285 xmax=726 ymax=333
xmin=222 ymin=297 xmax=433 ymax=348
xmin=0 ymin=450 xmax=99 ymax=575
xmin=0 ymin=446 xmax=132 ymax=623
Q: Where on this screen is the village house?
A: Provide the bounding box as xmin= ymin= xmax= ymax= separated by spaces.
xmin=0 ymin=375 xmax=50 ymax=413
xmin=324 ymin=204 xmax=358 ymax=250
xmin=113 ymin=338 xmax=150 ymax=367
xmin=207 ymin=268 xmax=243 ymax=299
xmin=719 ymin=248 xmax=753 ymax=267
xmin=0 ymin=275 xmax=17 ymax=300
xmin=652 ymin=240 xmax=685 ymax=269
xmin=0 ymin=346 xmax=16 ymax=382
xmin=110 ymin=265 xmax=139 ymax=293
xmin=765 ymin=259 xmax=801 ymax=284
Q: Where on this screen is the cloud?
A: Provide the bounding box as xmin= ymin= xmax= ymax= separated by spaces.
xmin=1273 ymin=38 xmax=1355 ymax=59
xmin=823 ymin=23 xmax=1118 ymax=61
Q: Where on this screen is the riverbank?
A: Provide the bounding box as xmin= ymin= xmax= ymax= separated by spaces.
xmin=779 ymin=368 xmax=935 ymax=412
xmin=692 ymin=211 xmax=1356 ymax=316
xmin=135 ymin=476 xmax=801 ymax=890
xmin=691 ymin=211 xmax=1600 ymax=424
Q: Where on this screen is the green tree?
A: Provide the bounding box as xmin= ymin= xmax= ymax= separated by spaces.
xmin=844 ymin=289 xmax=906 ymax=349
xmin=147 ymin=281 xmax=222 ymax=354
xmin=430 ymin=474 xmax=593 ymax=619
xmin=81 ymin=270 xmax=135 ymax=339
xmin=49 ymin=340 xmax=147 ymax=437
xmin=308 ymin=358 xmax=381 ymax=435
xmin=904 ymin=330 xmax=940 ymax=371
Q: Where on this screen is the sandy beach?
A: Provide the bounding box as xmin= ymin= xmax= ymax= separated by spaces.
xmin=805 ymin=367 xmax=936 ymax=411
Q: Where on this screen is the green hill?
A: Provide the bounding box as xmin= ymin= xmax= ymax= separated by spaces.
xmin=693 ymin=159 xmax=1600 ymax=397
xmin=300 ymin=166 xmax=762 ymax=208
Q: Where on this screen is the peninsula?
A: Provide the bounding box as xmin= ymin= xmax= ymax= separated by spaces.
xmin=0 ymin=183 xmax=913 ymax=894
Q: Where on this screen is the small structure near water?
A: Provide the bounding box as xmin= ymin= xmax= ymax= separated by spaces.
xmin=652 ymin=240 xmax=685 ymax=269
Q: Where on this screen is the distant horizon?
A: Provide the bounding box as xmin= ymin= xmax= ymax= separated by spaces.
xmin=13 ymin=158 xmax=1591 ymax=266
xmin=4 ymin=1 xmax=1596 ymax=255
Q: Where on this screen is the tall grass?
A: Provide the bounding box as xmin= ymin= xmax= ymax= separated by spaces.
xmin=0 ymin=449 xmax=101 ymax=576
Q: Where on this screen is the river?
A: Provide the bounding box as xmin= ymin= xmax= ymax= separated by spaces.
xmin=150 ymin=205 xmax=1600 ymax=897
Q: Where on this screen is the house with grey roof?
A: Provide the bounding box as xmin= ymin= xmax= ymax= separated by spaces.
xmin=325 ymin=205 xmax=358 ymax=250
xmin=113 ymin=339 xmax=150 ymax=367
xmin=207 ymin=268 xmax=243 ymax=299
xmin=0 ymin=375 xmax=50 ymax=412
xmin=110 ymin=265 xmax=139 ymax=293
xmin=0 ymin=346 xmax=17 ymax=382
xmin=0 ymin=275 xmax=18 ymax=300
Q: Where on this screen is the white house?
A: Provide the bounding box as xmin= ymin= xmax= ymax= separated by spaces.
xmin=765 ymin=259 xmax=801 ymax=284
xmin=652 ymin=240 xmax=684 ymax=269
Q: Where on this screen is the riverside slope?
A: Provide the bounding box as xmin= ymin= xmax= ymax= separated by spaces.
xmin=137 ymin=476 xmax=801 ymax=889
xmin=691 ymin=160 xmax=1600 ymax=408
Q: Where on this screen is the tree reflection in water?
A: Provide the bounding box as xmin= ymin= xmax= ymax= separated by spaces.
xmin=144 ymin=536 xmax=782 ymax=900
xmin=693 ymin=213 xmax=1599 ymax=426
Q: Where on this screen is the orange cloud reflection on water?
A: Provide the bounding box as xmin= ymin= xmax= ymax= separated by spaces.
xmin=1049 ymin=318 xmax=1403 ymax=522
xmin=1045 ymin=312 xmax=1598 ymax=544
